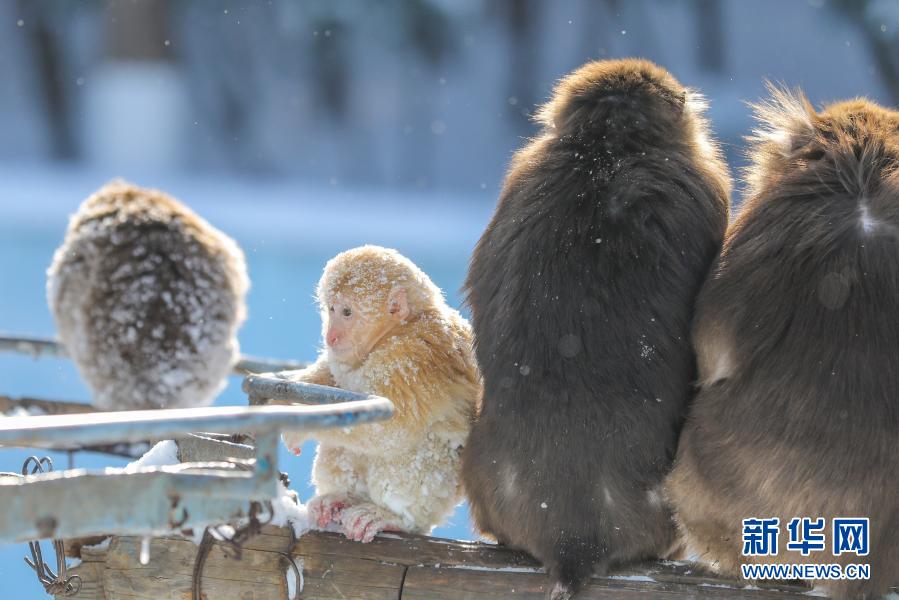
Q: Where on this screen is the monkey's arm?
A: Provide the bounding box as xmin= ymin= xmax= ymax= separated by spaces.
xmin=277 ymin=357 xmax=426 ymax=455
xmin=307 ymin=393 xmax=421 ymax=454
xmin=274 ymin=356 xmax=336 ymax=387
xmin=295 ymin=319 xmax=479 ymax=455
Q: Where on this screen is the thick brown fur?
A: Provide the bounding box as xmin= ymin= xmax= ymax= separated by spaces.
xmin=47 ymin=180 xmax=248 ymax=410
xmin=463 ymin=59 xmax=730 ymax=598
xmin=666 ymin=87 xmax=899 ymax=599
xmin=281 ymin=246 xmax=481 ymax=541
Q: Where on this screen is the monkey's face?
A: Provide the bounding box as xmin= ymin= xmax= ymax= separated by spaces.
xmin=323 ymin=287 xmax=410 ymax=366
xmin=324 ymin=295 xmax=367 ymax=363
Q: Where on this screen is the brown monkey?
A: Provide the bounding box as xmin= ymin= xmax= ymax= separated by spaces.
xmin=280 ymin=245 xmax=481 ymax=542
xmin=463 ymin=59 xmax=730 ymax=598
xmin=47 ymin=180 xmax=249 ymax=410
xmin=666 ymin=88 xmax=899 ymax=599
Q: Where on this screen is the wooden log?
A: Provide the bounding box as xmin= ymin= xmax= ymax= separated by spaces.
xmin=292 ymin=531 xmax=816 ymax=599
xmin=61 ymin=529 xmax=294 ymax=600
xmin=102 ymin=536 xmax=288 ymax=599
xmin=61 ymin=526 xmax=880 ymax=600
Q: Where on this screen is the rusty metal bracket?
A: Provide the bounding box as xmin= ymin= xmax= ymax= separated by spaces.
xmin=21 ymin=457 xmax=82 ymax=597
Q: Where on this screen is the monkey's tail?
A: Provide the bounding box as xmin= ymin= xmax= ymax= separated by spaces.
xmin=547 ymin=581 xmax=575 ymax=600
xmin=545 ymin=542 xmax=606 ymax=600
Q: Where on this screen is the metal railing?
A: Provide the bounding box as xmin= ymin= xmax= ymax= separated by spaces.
xmin=0 ymin=333 xmax=307 ymax=374
xmin=0 ymin=333 xmax=312 ymax=459
xmin=0 ymin=335 xmax=394 ymax=546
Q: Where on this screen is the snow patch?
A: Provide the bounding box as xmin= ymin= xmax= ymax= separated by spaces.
xmin=125 ymin=440 xmax=179 ymax=472
xmin=609 ymin=575 xmax=655 ymax=582
xmin=3 ymin=405 xmax=44 ymax=418
xmin=270 ymin=482 xmax=311 ymax=539
xmin=447 ymin=564 xmax=543 ymax=573
xmin=139 ymin=536 xmax=151 ymax=565
xmin=82 ymin=537 xmax=111 ymax=552
xmin=286 ymin=558 xmax=303 ymax=599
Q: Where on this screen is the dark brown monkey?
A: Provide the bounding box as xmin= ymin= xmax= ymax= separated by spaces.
xmin=666 ymin=88 xmax=899 ymax=599
xmin=462 ymin=59 xmax=730 ymax=598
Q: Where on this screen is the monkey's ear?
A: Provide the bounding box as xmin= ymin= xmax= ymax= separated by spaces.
xmin=751 ymin=83 xmax=817 ymax=157
xmin=388 ymin=287 xmax=410 ymax=321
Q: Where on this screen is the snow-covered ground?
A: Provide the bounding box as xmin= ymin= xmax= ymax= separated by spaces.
xmin=0 ymin=164 xmax=493 ymax=597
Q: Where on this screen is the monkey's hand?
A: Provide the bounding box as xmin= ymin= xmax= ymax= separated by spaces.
xmin=339 ymin=502 xmax=405 ymax=543
xmin=282 ymin=430 xmax=309 ymax=456
xmin=280 ymin=357 xmax=336 ymax=387
xmin=307 ymin=492 xmax=351 ymax=529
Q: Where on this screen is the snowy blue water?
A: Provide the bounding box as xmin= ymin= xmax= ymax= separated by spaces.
xmin=0 ymin=167 xmax=494 ymax=597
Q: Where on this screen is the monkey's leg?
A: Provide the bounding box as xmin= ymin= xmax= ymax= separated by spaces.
xmin=666 ymin=449 xmax=744 ymax=580
xmin=310 ymin=444 xmax=369 ymax=528
xmin=365 ymin=436 xmax=462 ymax=538
xmin=339 ymin=502 xmax=406 ymax=543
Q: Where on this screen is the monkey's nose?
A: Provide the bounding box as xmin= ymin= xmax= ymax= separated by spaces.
xmin=327 ymin=334 xmax=340 ymax=346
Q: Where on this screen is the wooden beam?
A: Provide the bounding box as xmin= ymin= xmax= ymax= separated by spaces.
xmin=61 ymin=527 xmax=854 ymax=599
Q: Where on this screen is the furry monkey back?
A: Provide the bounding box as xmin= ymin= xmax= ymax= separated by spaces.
xmin=48 ymin=181 xmax=249 ymax=410
xmin=463 ymin=59 xmax=730 ymax=598
xmin=666 ymin=89 xmax=899 ymax=600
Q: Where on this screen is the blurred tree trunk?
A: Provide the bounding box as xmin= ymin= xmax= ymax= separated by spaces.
xmin=696 ymin=0 xmax=724 ymax=73
xmin=836 ymin=0 xmax=899 ymax=104
xmin=17 ymin=0 xmax=75 ymax=159
xmin=105 ymin=0 xmax=171 ymax=61
xmin=311 ymin=18 xmax=349 ymax=121
xmin=497 ymin=0 xmax=539 ymax=128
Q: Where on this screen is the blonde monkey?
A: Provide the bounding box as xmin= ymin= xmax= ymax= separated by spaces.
xmin=281 ymin=246 xmax=481 ymax=542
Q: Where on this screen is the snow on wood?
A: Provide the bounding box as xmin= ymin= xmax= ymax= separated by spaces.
xmin=124 ymin=440 xmax=179 ymax=471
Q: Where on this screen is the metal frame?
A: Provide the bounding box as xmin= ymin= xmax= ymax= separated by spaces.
xmin=0 ymin=333 xmax=307 ymax=374
xmin=0 ymin=373 xmax=393 ymax=545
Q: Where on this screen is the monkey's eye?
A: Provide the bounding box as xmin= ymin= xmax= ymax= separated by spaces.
xmin=342 ymin=307 xmax=352 ymax=317
xmin=329 ymin=306 xmax=335 ymax=313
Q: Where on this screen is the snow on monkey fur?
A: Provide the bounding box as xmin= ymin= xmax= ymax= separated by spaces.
xmin=281 ymin=245 xmax=481 ymax=543
xmin=47 ymin=180 xmax=249 ymax=410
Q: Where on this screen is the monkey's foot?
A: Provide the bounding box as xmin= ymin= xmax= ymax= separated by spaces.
xmin=338 ymin=503 xmax=403 ymax=543
xmin=307 ymin=493 xmax=350 ymax=529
